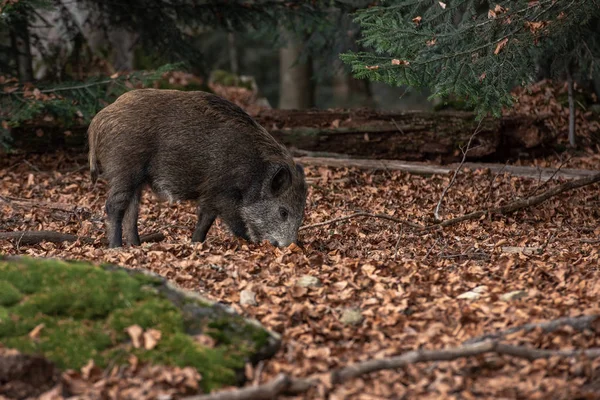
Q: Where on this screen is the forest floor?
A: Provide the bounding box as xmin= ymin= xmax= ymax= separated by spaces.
xmin=1 ymin=147 xmax=600 ymax=399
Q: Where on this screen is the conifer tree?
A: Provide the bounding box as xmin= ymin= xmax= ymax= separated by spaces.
xmin=341 ymin=0 xmax=600 ymax=131
xmin=0 ymin=0 xmax=371 ymax=149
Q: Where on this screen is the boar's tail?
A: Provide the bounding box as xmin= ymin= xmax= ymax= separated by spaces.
xmin=88 ymin=125 xmax=99 ymax=184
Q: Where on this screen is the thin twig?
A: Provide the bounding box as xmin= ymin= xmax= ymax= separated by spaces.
xmin=526 ymin=156 xmax=572 ymax=198
xmin=464 ymin=314 xmax=600 ymax=345
xmin=300 ymin=212 xmax=423 ymax=231
xmin=390 ymin=118 xmax=406 ymax=135
xmin=252 ymin=361 xmax=265 ymax=387
xmin=392 ymin=225 xmax=404 ymax=261
xmin=16 ymin=231 xmax=26 ymax=252
xmin=483 ymin=162 xmax=508 ymax=205
xmin=185 ymin=373 xmax=291 ymax=400
xmin=5 ymin=79 xmax=115 ymax=95
xmin=434 ymin=119 xmax=483 ymax=221
xmin=422 ymin=237 xmax=441 ymax=261
xmin=22 ymin=159 xmax=41 ymax=172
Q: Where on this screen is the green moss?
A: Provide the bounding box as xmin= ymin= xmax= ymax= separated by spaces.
xmin=0 ymin=257 xmax=271 ymax=392
xmin=107 ymin=298 xmax=184 ymax=337
xmin=138 ymin=333 xmax=242 ymax=392
xmin=209 ymin=69 xmax=254 ymax=90
xmin=0 ymin=280 xmax=22 ymax=306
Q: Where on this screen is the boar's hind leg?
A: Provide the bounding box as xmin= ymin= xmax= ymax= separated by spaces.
xmin=123 ymin=187 xmax=142 ymax=246
xmin=192 ymin=207 xmax=217 ymax=243
xmin=105 ymin=184 xmax=136 ymax=248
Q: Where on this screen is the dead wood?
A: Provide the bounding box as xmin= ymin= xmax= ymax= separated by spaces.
xmin=429 ymin=171 xmax=600 ymax=230
xmin=464 ymin=314 xmax=600 ymax=345
xmin=299 ymin=212 xmax=423 ymax=231
xmin=183 ymin=339 xmax=600 ymax=400
xmin=12 ymin=109 xmax=553 ymax=161
xmin=434 ymin=120 xmax=483 ymax=221
xmin=0 ymin=230 xmax=165 ymax=246
xmin=0 ymin=195 xmax=92 ymax=215
xmin=261 ymin=110 xmax=553 ymax=162
xmin=295 ymin=156 xmax=598 ymax=181
xmin=300 ymin=172 xmax=600 ymax=233
xmin=183 ymin=374 xmax=291 ymax=400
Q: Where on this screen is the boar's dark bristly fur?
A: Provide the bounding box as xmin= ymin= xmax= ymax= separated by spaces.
xmin=88 ymin=89 xmax=307 ymax=248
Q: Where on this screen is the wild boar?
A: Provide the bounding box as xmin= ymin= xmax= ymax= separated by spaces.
xmin=88 ymin=89 xmax=307 ymax=248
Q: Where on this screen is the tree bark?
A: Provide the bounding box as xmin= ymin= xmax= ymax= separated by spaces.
xmin=10 ymin=14 xmax=34 ymax=82
xmin=228 ymin=32 xmax=239 ymax=77
xmin=257 ymin=110 xmax=554 ymax=162
xmin=278 ymin=33 xmax=314 ymax=109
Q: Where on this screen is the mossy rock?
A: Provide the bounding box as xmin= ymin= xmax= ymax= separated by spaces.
xmin=0 ymin=256 xmax=280 ymax=393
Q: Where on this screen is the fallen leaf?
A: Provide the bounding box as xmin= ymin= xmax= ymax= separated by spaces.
xmin=494 ymin=38 xmax=509 ymax=55
xmin=126 ymin=324 xmax=143 ymax=348
xmin=194 ymin=334 xmax=217 ymax=348
xmin=29 ymin=323 xmax=45 ymax=339
xmin=143 ymin=328 xmax=162 ymax=350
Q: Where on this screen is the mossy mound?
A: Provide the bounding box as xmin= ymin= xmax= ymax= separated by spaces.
xmin=0 ymin=256 xmax=280 ymax=393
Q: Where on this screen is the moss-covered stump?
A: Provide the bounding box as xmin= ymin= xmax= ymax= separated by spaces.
xmin=0 ymin=256 xmax=280 ymax=393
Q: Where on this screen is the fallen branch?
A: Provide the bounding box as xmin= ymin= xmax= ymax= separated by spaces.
xmin=183 ymin=339 xmax=600 ymax=400
xmin=301 ymin=172 xmax=600 ymax=234
xmin=428 ymin=171 xmax=600 ymax=230
xmin=295 ymin=156 xmax=597 ymax=181
xmin=186 ymin=374 xmax=291 ymax=400
xmin=0 ymin=195 xmax=92 ymax=215
xmin=464 ymin=314 xmax=600 ymax=345
xmin=299 ymin=212 xmax=423 ymax=231
xmin=0 ymin=230 xmax=165 ymax=246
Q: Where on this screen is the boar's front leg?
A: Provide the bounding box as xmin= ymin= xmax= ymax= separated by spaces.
xmin=192 ymin=206 xmax=217 ymax=243
xmin=123 ymin=187 xmax=142 ymax=246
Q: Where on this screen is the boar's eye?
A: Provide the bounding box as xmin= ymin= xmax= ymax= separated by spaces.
xmin=279 ymin=207 xmax=289 ymax=220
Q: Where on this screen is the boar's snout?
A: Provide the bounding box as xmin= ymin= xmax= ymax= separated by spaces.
xmin=238 ymin=163 xmax=307 ymax=248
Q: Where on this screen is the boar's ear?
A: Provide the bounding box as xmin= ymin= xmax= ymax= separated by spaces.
xmin=270 ymin=165 xmax=292 ymax=197
xmin=295 ymin=163 xmax=305 ymax=178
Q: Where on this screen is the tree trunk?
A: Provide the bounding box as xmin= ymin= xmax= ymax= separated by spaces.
xmin=278 ymin=33 xmax=314 ymax=109
xmin=332 ymin=65 xmax=374 ymax=108
xmin=10 ymin=14 xmax=34 ymax=82
xmin=228 ymin=32 xmax=239 ymax=77
xmin=108 ymin=28 xmax=136 ymax=71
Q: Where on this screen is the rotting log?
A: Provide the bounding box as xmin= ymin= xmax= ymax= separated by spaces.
xmin=257 ymin=109 xmax=554 ymax=162
xmin=9 ymin=109 xmax=554 ymax=162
